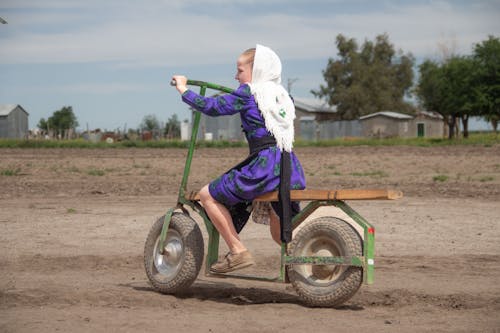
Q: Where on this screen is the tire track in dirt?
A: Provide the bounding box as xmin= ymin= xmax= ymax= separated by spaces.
xmin=2 ymin=283 xmax=498 ymax=311
xmin=2 ymin=254 xmax=499 ymax=311
xmin=3 ymin=253 xmax=499 ymax=274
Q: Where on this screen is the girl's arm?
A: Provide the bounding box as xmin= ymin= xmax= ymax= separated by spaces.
xmin=171 ymin=75 xmax=250 ymax=117
xmin=182 ymin=90 xmax=245 ymax=116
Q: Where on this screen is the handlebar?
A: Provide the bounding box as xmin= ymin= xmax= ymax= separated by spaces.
xmin=170 ymin=79 xmax=233 ymax=94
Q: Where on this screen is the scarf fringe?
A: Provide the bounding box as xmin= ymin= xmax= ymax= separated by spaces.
xmin=250 ymin=82 xmax=295 ymax=152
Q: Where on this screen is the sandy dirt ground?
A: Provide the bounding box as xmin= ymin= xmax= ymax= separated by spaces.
xmin=1 ymin=145 xmax=500 ymax=332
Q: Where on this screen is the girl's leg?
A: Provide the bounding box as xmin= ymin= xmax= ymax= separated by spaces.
xmin=199 ymin=185 xmax=247 ymax=254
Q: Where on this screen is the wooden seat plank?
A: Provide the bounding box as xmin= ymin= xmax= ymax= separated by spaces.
xmin=185 ymin=189 xmax=402 ymax=202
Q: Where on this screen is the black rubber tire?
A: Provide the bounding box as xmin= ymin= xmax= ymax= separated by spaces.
xmin=144 ymin=213 xmax=204 ymax=294
xmin=287 ymin=216 xmax=363 ymax=307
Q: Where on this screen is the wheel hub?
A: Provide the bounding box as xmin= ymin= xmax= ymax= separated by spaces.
xmin=164 ymin=241 xmax=182 ymax=262
xmin=311 ymin=249 xmax=336 ymax=280
xmin=295 ymin=236 xmax=344 ymax=284
xmin=153 ymin=230 xmax=184 ymax=278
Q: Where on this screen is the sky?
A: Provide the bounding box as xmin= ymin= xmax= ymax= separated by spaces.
xmin=1 ymin=0 xmax=499 ymax=132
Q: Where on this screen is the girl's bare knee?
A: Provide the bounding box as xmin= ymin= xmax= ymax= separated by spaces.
xmin=199 ymin=185 xmax=211 ymax=204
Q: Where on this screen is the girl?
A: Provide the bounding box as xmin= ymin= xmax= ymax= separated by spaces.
xmin=172 ymin=44 xmax=306 ymax=273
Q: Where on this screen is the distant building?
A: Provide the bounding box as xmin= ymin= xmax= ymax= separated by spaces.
xmin=359 ymin=111 xmax=413 ymax=138
xmin=0 ymin=104 xmax=29 ymax=139
xmin=197 ymin=112 xmax=245 ymax=141
xmin=187 ymin=97 xmax=445 ymax=142
xmin=359 ymin=111 xmax=444 ymax=138
xmin=193 ymin=97 xmax=360 ymax=141
xmin=294 ymin=98 xmax=360 ymax=140
xmin=410 ymin=111 xmax=444 ymax=138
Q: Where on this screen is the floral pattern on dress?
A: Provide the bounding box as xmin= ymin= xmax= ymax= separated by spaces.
xmin=181 ymin=84 xmax=306 ymax=207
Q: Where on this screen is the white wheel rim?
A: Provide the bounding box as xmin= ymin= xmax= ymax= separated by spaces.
xmin=152 ymin=229 xmax=184 ymax=280
xmin=293 ymin=235 xmax=345 ymax=286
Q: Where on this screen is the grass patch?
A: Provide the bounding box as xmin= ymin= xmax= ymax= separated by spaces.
xmin=67 ymin=166 xmax=81 ymax=173
xmin=295 ymin=132 xmax=500 ymax=147
xmin=133 ymin=163 xmax=151 ymax=169
xmin=1 ymin=132 xmax=498 ymax=149
xmin=479 ymin=176 xmax=495 ymax=182
xmin=87 ymin=168 xmax=105 ymax=176
xmin=433 ymin=174 xmax=449 ymax=182
xmin=0 ymin=168 xmax=21 ymax=176
xmin=350 ymin=170 xmax=388 ymax=178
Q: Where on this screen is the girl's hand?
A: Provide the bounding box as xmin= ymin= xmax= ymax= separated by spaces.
xmin=171 ymin=75 xmax=188 ymax=94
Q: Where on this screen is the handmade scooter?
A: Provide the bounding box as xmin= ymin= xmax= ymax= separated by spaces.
xmin=143 ymin=80 xmax=402 ymax=307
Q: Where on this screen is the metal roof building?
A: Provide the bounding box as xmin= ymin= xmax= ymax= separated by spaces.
xmin=294 ymin=98 xmax=361 ymax=140
xmin=0 ymin=104 xmax=30 ymax=139
xmin=359 ymin=111 xmax=413 ymax=121
xmin=359 ymin=111 xmax=444 ymax=138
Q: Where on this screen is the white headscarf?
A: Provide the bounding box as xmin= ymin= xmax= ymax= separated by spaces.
xmin=248 ymin=44 xmax=295 ymax=152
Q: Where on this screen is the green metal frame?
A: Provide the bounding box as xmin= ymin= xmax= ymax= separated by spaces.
xmin=158 ymin=80 xmax=375 ymax=285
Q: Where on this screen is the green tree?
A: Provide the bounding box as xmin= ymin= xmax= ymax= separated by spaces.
xmin=38 ymin=106 xmax=79 ymax=138
xmin=415 ymin=60 xmax=454 ymax=138
xmin=415 ymin=60 xmax=441 ymax=111
xmin=140 ymin=114 xmax=160 ymax=132
xmin=164 ymin=113 xmax=180 ymax=139
xmin=140 ymin=114 xmax=162 ymax=140
xmin=442 ymin=56 xmax=478 ymax=138
xmin=416 ymin=57 xmax=479 ymax=138
xmin=312 ymin=33 xmax=415 ymax=119
xmin=473 ymin=35 xmax=500 ymax=134
xmin=37 ymin=118 xmax=49 ymax=132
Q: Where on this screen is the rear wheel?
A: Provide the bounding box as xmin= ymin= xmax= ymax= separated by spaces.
xmin=144 ymin=213 xmax=204 ymax=293
xmin=287 ymin=216 xmax=363 ymax=307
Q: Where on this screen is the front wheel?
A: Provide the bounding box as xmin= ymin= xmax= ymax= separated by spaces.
xmin=144 ymin=213 xmax=204 ymax=294
xmin=287 ymin=216 xmax=363 ymax=307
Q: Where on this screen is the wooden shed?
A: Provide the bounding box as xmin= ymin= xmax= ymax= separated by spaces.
xmin=359 ymin=111 xmax=413 ymax=138
xmin=0 ymin=104 xmax=29 ymax=139
xmin=410 ymin=111 xmax=444 ymax=138
xmin=360 ymin=110 xmax=445 ymax=138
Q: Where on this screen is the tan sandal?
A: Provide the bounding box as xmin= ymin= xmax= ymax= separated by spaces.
xmin=210 ymin=250 xmax=255 ymax=273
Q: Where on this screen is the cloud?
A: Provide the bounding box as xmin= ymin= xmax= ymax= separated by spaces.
xmin=0 ymin=1 xmax=499 ymax=66
xmin=333 ymin=1 xmax=500 ymax=59
xmin=58 ymin=82 xmax=159 ymax=95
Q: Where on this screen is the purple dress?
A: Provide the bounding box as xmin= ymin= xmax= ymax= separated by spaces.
xmin=182 ymin=84 xmax=306 ymax=232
